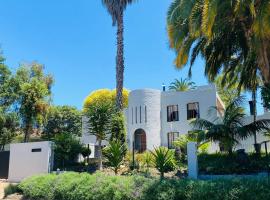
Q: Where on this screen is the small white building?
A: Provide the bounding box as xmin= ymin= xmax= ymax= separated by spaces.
xmin=82 ymin=84 xmax=270 ymax=154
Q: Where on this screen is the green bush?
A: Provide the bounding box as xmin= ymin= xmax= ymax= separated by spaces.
xmin=4 ymin=184 xmax=20 ymax=197
xmin=19 ymin=172 xmax=270 ymax=200
xmin=199 ymin=153 xmax=270 ymax=174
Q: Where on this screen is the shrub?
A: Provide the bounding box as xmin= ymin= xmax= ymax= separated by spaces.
xmin=103 ymin=140 xmax=126 ymax=174
xmin=198 ymin=153 xmax=270 ymax=174
xmin=53 ymin=133 xmax=83 ymax=169
xmin=18 ymin=172 xmax=270 ymax=200
xmin=151 ymin=147 xmax=176 ymax=178
xmin=4 ymin=184 xmax=20 ymax=197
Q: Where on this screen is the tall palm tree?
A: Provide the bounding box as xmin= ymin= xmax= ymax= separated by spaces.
xmin=167 ymin=0 xmax=270 ymax=86
xmin=169 ymin=78 xmax=196 ymax=91
xmin=192 ymin=97 xmax=270 ymax=155
xmin=102 ymin=0 xmax=136 ymax=111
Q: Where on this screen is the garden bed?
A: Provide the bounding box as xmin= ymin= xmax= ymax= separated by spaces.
xmin=12 ymin=172 xmax=270 ymax=200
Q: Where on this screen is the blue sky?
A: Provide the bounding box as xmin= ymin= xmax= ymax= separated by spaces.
xmin=0 ymin=0 xmax=262 ymax=113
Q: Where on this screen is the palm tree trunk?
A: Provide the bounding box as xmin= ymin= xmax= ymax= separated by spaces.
xmin=252 ymin=89 xmax=257 ymax=145
xmin=116 ymin=9 xmax=124 ymax=111
xmin=98 ymin=139 xmax=103 ymax=170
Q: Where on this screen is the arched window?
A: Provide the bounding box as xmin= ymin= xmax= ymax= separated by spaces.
xmin=134 ymin=129 xmax=146 ymax=153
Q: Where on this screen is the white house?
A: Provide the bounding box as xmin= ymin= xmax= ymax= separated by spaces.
xmin=82 ymin=84 xmax=270 ymax=154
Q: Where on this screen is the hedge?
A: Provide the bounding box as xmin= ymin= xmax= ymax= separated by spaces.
xmin=198 ymin=153 xmax=270 ymax=174
xmin=18 ymin=172 xmax=270 ymax=200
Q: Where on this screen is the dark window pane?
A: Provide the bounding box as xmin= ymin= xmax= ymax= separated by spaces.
xmin=167 ymin=105 xmax=179 ymax=122
xmin=187 ymin=103 xmax=200 ymax=120
xmin=167 ymin=132 xmax=179 ymax=149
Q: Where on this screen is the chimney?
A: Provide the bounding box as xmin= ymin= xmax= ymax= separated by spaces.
xmin=162 ymin=83 xmax=166 ymax=92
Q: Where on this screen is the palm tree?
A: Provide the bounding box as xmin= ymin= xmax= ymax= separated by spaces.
xmin=169 ymin=78 xmax=196 ymax=91
xmin=192 ymin=97 xmax=270 ymax=155
xmin=101 ymin=0 xmax=136 ymax=111
xmin=167 ymin=0 xmax=270 ymax=87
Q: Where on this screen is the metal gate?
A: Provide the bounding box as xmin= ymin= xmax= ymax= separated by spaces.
xmin=0 ymin=151 xmax=10 ymax=179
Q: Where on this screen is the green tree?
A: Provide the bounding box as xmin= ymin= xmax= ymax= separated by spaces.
xmin=44 ymin=106 xmax=82 ymax=139
xmin=101 ymin=0 xmax=136 ymax=111
xmin=110 ymin=112 xmax=127 ymax=153
xmin=192 ymin=97 xmax=270 ymax=155
xmin=54 ymin=133 xmax=83 ymax=169
xmin=14 ymin=63 xmax=53 ymax=142
xmin=167 ymin=0 xmax=270 ymax=88
xmin=261 ymin=84 xmax=270 ymax=110
xmin=0 ymin=109 xmax=19 ymax=151
xmin=151 ymin=147 xmax=176 ymax=179
xmin=103 ymin=140 xmax=126 ymax=174
xmin=85 ymin=102 xmax=113 ymax=170
xmin=169 ymin=78 xmax=196 ymax=92
xmin=0 ymin=55 xmax=18 ymax=109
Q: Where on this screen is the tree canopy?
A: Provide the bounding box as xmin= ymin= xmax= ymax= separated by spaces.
xmin=44 ymin=105 xmax=82 ymax=138
xmin=83 ymin=88 xmax=129 ymax=112
xmin=167 ymin=0 xmax=270 ymax=88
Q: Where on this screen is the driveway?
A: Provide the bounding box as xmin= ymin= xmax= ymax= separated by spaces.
xmin=0 ymin=181 xmax=8 ymax=199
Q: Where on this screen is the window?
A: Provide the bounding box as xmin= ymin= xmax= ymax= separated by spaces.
xmin=167 ymin=132 xmax=179 ymax=149
xmin=140 ymin=106 xmax=142 ymax=123
xmin=187 ymin=102 xmax=200 ymax=120
xmin=167 ymin=105 xmax=179 ymax=122
xmin=31 ymin=148 xmax=42 ymax=152
xmin=145 ymin=106 xmax=147 ymax=123
xmin=132 ymin=108 xmax=134 ymax=124
xmin=135 ymin=107 xmax=138 ymax=124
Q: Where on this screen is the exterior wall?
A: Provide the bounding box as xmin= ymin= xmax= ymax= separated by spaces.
xmin=236 ymin=112 xmax=270 ymax=152
xmin=160 ymin=85 xmax=218 ymax=147
xmin=127 ymin=89 xmax=161 ymax=150
xmin=8 ymin=141 xmax=53 ymax=183
xmin=81 ymin=85 xmax=270 ymax=154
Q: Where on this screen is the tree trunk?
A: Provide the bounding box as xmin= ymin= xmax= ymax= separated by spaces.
xmin=160 ymin=171 xmax=164 ymax=179
xmin=252 ymin=89 xmax=257 ymax=144
xmin=98 ymin=139 xmax=103 ymax=170
xmin=116 ymin=10 xmax=124 ymax=111
xmin=24 ymin=122 xmax=32 ymax=143
xmin=259 ymin=40 xmax=270 ymax=84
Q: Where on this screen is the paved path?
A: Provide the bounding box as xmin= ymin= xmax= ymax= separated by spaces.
xmin=0 ymin=181 xmax=8 ymax=199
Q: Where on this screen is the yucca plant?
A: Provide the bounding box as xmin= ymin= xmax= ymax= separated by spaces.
xmin=151 ymin=147 xmax=176 ymax=179
xmin=103 ymin=140 xmax=126 ymax=174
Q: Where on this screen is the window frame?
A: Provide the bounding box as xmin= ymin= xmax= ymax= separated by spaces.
xmin=187 ymin=102 xmax=200 ymax=120
xmin=167 ymin=105 xmax=179 ymax=122
xmin=167 ymin=132 xmax=180 ymax=149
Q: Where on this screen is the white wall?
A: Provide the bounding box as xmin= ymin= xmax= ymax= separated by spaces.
xmin=160 ymin=85 xmax=218 ymax=147
xmin=127 ymin=89 xmax=161 ymax=150
xmin=236 ymin=112 xmax=270 ymax=152
xmin=8 ymin=141 xmax=53 ymax=183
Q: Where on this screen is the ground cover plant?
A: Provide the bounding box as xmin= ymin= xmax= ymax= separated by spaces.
xmin=17 ymin=172 xmax=270 ymax=200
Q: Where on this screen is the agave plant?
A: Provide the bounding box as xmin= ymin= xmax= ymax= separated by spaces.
xmin=151 ymin=147 xmax=175 ymax=179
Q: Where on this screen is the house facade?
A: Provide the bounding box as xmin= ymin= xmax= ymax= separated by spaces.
xmin=82 ymin=85 xmax=225 ymax=153
xmin=125 ymin=85 xmax=225 ymax=152
xmin=82 ymin=84 xmax=270 ymax=154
